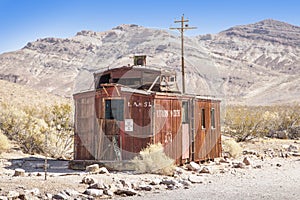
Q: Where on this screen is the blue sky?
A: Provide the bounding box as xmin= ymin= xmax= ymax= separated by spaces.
xmin=0 ymin=0 xmax=299 ymax=54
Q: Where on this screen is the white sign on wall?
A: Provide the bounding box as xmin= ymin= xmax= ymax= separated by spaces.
xmin=125 ymin=119 xmax=133 ymax=132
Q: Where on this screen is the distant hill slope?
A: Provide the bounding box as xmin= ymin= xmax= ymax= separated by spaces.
xmin=197 ymin=19 xmax=300 ymax=104
xmin=0 ymin=79 xmax=69 ymax=108
xmin=0 ymin=19 xmax=299 ymax=105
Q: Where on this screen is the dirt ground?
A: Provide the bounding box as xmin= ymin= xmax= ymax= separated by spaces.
xmin=0 ymin=138 xmax=299 ymax=200
xmin=120 ymin=157 xmax=300 ymax=200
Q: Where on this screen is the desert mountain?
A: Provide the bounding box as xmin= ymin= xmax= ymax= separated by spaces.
xmin=198 ymin=19 xmax=300 ymax=104
xmin=0 ymin=19 xmax=299 ymax=105
xmin=0 ymin=79 xmax=69 ymax=109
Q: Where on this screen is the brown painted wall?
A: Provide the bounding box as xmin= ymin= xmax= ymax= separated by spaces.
xmin=193 ymin=99 xmax=221 ymax=162
xmin=73 ymin=86 xmax=221 ymax=165
xmin=94 ymin=86 xmax=154 ymax=161
xmin=153 ymin=96 xmax=183 ymax=164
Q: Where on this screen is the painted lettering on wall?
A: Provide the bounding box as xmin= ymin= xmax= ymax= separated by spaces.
xmin=156 ymin=109 xmax=181 ymax=118
xmin=128 ymin=101 xmax=152 ymax=108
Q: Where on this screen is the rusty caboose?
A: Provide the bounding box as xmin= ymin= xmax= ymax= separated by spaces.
xmin=72 ymin=55 xmax=221 ymax=168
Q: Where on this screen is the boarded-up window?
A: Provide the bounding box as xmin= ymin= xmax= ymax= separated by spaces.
xmin=201 ymin=108 xmax=206 ymax=129
xmin=211 ymin=108 xmax=215 ymax=129
xmin=105 ymin=99 xmax=124 ymax=121
xmin=182 ymin=101 xmax=189 ymax=123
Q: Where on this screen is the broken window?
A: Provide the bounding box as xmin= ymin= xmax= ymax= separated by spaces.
xmin=97 ymin=74 xmax=111 ymax=88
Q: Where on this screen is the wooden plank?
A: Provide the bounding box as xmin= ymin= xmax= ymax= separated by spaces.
xmin=95 ymin=119 xmax=104 ymax=160
xmin=74 ymin=93 xmax=96 ymax=160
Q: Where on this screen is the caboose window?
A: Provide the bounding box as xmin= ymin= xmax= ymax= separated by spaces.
xmin=211 ymin=108 xmax=215 ymax=129
xmin=201 ymin=108 xmax=206 ymax=129
xmin=182 ymin=101 xmax=189 ymax=123
xmin=105 ymin=99 xmax=124 ymax=121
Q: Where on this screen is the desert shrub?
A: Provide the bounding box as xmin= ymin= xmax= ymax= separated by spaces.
xmin=130 ymin=143 xmax=175 ymax=175
xmin=0 ymin=130 xmax=10 ymax=154
xmin=0 ymin=104 xmax=46 ymax=154
xmin=0 ymin=102 xmax=73 ymax=158
xmin=224 ymin=104 xmax=300 ymax=142
xmin=222 ymin=139 xmax=242 ymax=158
xmin=288 ymin=126 xmax=300 ymax=139
xmin=44 ymin=103 xmax=73 ymax=158
xmin=224 ymin=106 xmax=264 ymax=142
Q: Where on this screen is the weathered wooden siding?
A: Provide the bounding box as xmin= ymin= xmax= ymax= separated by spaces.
xmin=193 ymin=99 xmax=221 ymax=162
xmin=73 ymin=86 xmax=221 ymax=166
xmin=121 ymin=93 xmax=153 ymax=160
xmin=74 ymin=91 xmax=96 ymax=160
xmin=94 ymin=87 xmax=154 ymax=161
xmin=153 ymin=96 xmax=183 ymax=164
xmin=208 ymin=101 xmax=222 ymax=159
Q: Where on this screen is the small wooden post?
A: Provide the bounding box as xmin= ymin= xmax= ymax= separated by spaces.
xmin=44 ymin=131 xmax=48 ymax=181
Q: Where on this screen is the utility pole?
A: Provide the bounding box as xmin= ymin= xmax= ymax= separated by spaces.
xmin=170 ymin=15 xmax=196 ymax=94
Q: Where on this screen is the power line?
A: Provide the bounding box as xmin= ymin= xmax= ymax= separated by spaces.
xmin=170 ymin=14 xmax=196 ymax=94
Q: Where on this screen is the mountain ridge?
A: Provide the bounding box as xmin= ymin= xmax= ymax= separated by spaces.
xmin=0 ymin=19 xmax=299 ymax=105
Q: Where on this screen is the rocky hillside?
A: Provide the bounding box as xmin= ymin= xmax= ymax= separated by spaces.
xmin=198 ymin=19 xmax=300 ymax=104
xmin=0 ymin=79 xmax=69 ymax=108
xmin=0 ymin=19 xmax=299 ymax=105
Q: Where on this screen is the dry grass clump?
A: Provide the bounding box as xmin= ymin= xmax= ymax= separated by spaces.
xmin=131 ymin=143 xmax=175 ymax=176
xmin=0 ymin=130 xmax=10 ymax=154
xmin=222 ymin=139 xmax=242 ymax=158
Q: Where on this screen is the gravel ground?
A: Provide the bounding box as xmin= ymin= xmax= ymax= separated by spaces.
xmin=0 ymin=139 xmax=299 ymax=199
xmin=120 ymin=157 xmax=300 ymax=200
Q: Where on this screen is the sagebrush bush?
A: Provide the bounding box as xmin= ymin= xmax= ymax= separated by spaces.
xmin=222 ymin=139 xmax=242 ymax=158
xmin=130 ymin=143 xmax=175 ymax=176
xmin=0 ymin=130 xmax=10 ymax=154
xmin=224 ymin=104 xmax=300 ymax=141
xmin=0 ymin=102 xmax=73 ymax=158
xmin=44 ymin=104 xmax=73 ymax=158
